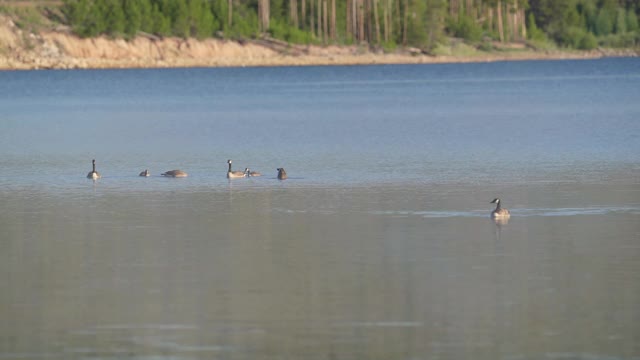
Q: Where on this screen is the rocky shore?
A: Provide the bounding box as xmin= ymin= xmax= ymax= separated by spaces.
xmin=1 ymin=14 xmax=637 ymax=71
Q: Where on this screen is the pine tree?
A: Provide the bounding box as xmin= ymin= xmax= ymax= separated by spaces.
xmin=103 ymin=0 xmax=126 ymax=36
xmin=151 ymin=3 xmax=171 ymax=36
xmin=626 ymin=9 xmax=639 ymax=32
xmin=123 ymin=0 xmax=142 ymax=38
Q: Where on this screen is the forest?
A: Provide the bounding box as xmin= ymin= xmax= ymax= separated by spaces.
xmin=61 ymin=0 xmax=640 ymax=51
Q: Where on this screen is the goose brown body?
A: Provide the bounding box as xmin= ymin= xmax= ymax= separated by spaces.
xmin=161 ymin=170 xmax=188 ymax=177
xmin=244 ymin=168 xmax=262 ymax=177
xmin=490 ymin=198 xmax=510 ymax=219
xmin=227 ymin=160 xmax=246 ymax=179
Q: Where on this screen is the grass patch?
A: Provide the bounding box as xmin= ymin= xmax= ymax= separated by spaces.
xmin=432 ymin=40 xmax=479 ymax=57
xmin=525 ymin=38 xmax=558 ymax=51
xmin=0 ymin=5 xmax=52 ymax=33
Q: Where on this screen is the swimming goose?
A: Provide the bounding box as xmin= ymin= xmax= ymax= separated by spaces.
xmin=227 ymin=159 xmax=246 ymax=179
xmin=161 ymin=169 xmax=188 ymax=178
xmin=139 ymin=169 xmax=150 ymax=177
xmin=490 ymin=198 xmax=510 ymax=219
xmin=244 ymin=168 xmax=262 ymax=177
xmin=87 ymin=159 xmax=101 ymax=179
xmin=277 ymin=168 xmax=287 ymax=180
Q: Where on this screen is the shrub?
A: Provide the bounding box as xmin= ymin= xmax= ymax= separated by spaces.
xmin=599 ymin=32 xmax=639 ymax=48
xmin=527 ymin=13 xmax=547 ymax=42
xmin=477 ymin=40 xmax=493 ymax=52
xmin=268 ymin=19 xmax=312 ymax=44
xmin=558 ymin=26 xmax=588 ymax=48
xmin=447 ymin=15 xmax=482 ymax=42
xmin=381 ymin=41 xmax=397 ymax=52
xmin=578 ymin=32 xmax=597 ymax=50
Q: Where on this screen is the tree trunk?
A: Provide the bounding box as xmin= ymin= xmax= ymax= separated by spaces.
xmin=331 ymin=0 xmax=336 ymax=40
xmin=402 ymin=0 xmax=408 ymax=45
xmin=228 ymin=0 xmax=233 ymax=28
xmin=346 ymin=0 xmax=352 ymax=40
xmin=359 ymin=0 xmax=365 ymax=42
xmin=365 ymin=0 xmax=372 ymax=43
xmin=512 ymin=0 xmax=520 ymax=41
xmin=383 ymin=0 xmax=390 ymax=43
xmin=310 ymin=0 xmax=315 ymax=36
xmin=291 ymin=0 xmax=299 ymax=28
xmin=496 ymin=0 xmax=504 ymax=42
xmin=317 ymin=0 xmax=322 ymax=40
xmin=354 ymin=0 xmax=359 ymax=41
xmin=301 ymin=0 xmax=306 ymax=29
xmin=395 ymin=0 xmax=401 ymax=43
xmin=258 ymin=0 xmax=270 ymax=32
xmin=373 ymin=0 xmax=380 ymax=44
xmin=520 ymin=8 xmax=526 ymax=39
xmin=323 ymin=0 xmax=328 ymax=43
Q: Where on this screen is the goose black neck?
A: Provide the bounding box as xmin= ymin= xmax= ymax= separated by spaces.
xmin=495 ymin=201 xmax=501 ymax=211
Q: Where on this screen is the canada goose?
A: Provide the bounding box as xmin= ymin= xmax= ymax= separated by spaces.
xmin=139 ymin=169 xmax=150 ymax=177
xmin=161 ymin=170 xmax=188 ymax=178
xmin=490 ymin=198 xmax=510 ymax=219
xmin=87 ymin=159 xmax=101 ymax=180
xmin=227 ymin=159 xmax=246 ymax=179
xmin=244 ymin=168 xmax=262 ymax=177
xmin=277 ymin=168 xmax=287 ymax=180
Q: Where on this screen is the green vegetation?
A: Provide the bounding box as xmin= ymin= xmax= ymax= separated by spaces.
xmin=9 ymin=0 xmax=640 ymax=51
xmin=529 ymin=0 xmax=640 ymax=48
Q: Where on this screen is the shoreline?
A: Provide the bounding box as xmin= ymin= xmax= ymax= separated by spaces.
xmin=1 ymin=15 xmax=637 ymax=71
xmin=3 ymin=42 xmax=634 ymax=71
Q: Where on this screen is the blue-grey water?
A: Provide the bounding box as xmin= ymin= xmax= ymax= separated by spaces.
xmin=1 ymin=58 xmax=639 ymax=360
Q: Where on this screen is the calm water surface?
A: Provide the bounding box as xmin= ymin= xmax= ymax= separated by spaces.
xmin=1 ymin=58 xmax=639 ymax=359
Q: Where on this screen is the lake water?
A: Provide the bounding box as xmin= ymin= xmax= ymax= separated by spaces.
xmin=1 ymin=58 xmax=639 ymax=360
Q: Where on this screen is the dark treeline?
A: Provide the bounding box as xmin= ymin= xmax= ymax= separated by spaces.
xmin=61 ymin=0 xmax=640 ymax=50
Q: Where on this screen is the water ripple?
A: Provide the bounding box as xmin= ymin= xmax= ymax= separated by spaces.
xmin=369 ymin=206 xmax=640 ymax=218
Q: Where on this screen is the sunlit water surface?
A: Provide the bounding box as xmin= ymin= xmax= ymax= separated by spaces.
xmin=1 ymin=58 xmax=639 ymax=360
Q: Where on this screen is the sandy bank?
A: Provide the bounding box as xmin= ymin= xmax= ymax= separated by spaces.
xmin=0 ymin=15 xmax=637 ymax=71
